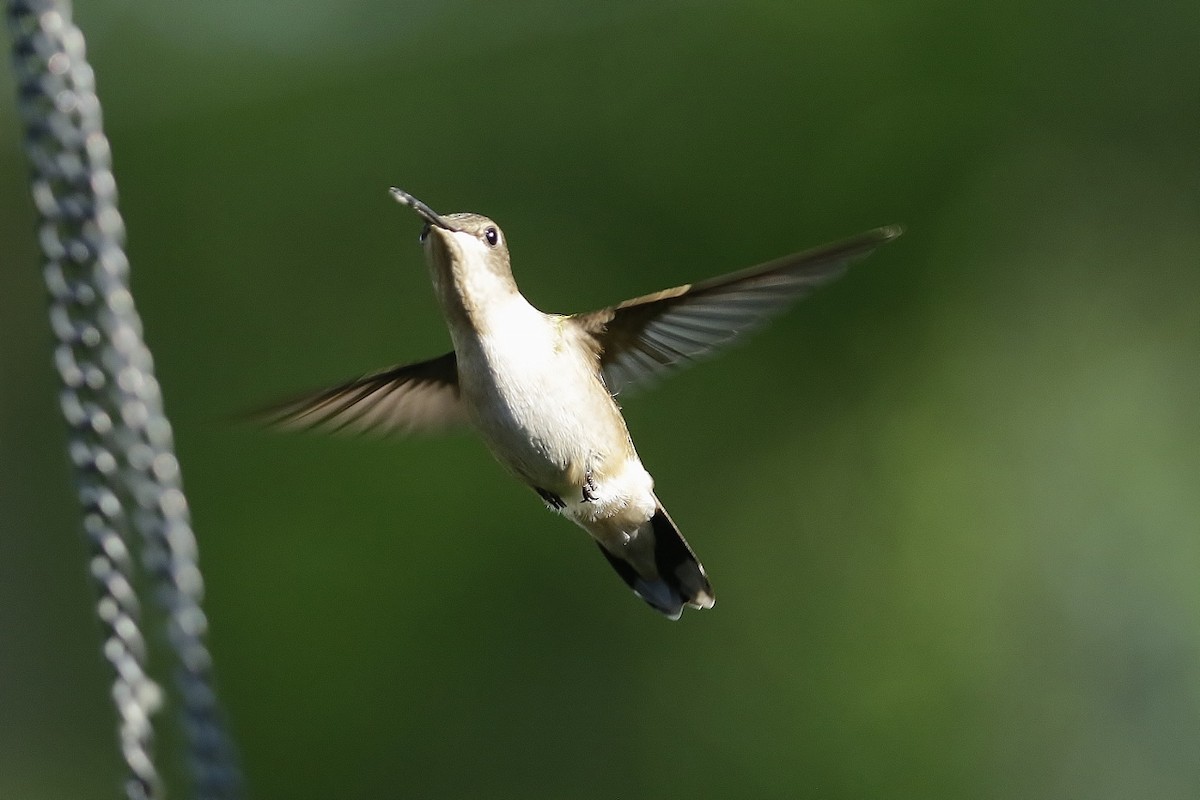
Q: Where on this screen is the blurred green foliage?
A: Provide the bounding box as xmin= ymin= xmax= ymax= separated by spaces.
xmin=2 ymin=1 xmax=1198 ymax=798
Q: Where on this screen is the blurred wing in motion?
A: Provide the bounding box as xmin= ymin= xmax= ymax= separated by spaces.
xmin=252 ymin=351 xmax=466 ymax=436
xmin=571 ymin=225 xmax=902 ymax=394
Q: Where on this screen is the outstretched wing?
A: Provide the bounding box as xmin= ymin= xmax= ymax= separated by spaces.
xmin=571 ymin=225 xmax=902 ymax=394
xmin=252 ymin=351 xmax=466 ymax=436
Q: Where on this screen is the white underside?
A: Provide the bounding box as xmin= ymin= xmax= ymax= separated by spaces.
xmin=449 ymin=278 xmax=657 ymax=544
xmin=560 ymin=458 xmax=657 ymax=543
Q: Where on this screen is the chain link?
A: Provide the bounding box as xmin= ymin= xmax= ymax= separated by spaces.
xmin=5 ymin=1 xmax=243 ymax=797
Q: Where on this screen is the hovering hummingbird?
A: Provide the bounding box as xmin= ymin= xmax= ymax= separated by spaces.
xmin=259 ymin=188 xmax=901 ymax=619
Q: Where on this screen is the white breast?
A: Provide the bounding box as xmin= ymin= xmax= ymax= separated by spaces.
xmin=455 ymin=296 xmax=635 ymax=494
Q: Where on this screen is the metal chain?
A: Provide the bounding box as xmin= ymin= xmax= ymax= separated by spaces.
xmin=5 ymin=1 xmax=243 ymax=798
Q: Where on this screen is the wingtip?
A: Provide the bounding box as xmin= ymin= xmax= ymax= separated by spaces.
xmin=876 ymin=223 xmax=905 ymax=242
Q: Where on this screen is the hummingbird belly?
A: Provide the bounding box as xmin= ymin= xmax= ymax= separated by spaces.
xmin=462 ymin=350 xmax=626 ymax=486
xmin=455 ymin=312 xmax=653 ymax=529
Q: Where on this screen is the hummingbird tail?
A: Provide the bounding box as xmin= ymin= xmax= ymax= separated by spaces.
xmin=596 ymin=504 xmax=714 ymax=620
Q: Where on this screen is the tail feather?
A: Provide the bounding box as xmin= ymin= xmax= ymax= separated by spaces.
xmin=597 ymin=503 xmax=714 ymax=619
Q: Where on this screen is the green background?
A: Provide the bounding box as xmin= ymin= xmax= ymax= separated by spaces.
xmin=2 ymin=1 xmax=1198 ymax=798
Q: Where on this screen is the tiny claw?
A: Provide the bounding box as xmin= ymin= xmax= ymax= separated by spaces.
xmin=581 ymin=469 xmax=598 ymax=503
xmin=535 ymin=487 xmax=566 ymax=510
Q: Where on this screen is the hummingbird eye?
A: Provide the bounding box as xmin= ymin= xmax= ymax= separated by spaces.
xmin=483 ymin=227 xmax=499 ymax=247
xmin=419 ymin=223 xmax=431 ymax=243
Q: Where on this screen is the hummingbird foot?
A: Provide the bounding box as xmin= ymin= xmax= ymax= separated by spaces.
xmin=535 ymin=486 xmax=566 ymax=510
xmin=581 ymin=469 xmax=599 ymax=503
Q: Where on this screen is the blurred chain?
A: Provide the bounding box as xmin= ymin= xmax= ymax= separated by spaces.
xmin=5 ymin=1 xmax=243 ymax=798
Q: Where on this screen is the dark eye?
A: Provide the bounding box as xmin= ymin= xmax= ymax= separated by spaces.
xmin=484 ymin=227 xmax=499 ymax=247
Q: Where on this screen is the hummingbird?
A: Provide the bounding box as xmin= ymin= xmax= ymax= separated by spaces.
xmin=259 ymin=188 xmax=901 ymax=619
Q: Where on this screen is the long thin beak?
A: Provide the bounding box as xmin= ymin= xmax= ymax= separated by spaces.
xmin=389 ymin=187 xmax=461 ymax=232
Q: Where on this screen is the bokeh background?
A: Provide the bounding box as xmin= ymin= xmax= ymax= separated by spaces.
xmin=2 ymin=1 xmax=1198 ymax=798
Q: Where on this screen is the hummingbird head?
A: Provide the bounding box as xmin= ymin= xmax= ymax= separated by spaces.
xmin=389 ymin=187 xmax=518 ymax=323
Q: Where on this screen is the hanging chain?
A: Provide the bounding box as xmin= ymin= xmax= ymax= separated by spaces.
xmin=5 ymin=1 xmax=243 ymax=797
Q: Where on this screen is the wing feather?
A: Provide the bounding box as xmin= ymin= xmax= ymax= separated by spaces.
xmin=251 ymin=351 xmax=466 ymax=436
xmin=572 ymin=225 xmax=902 ymax=394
